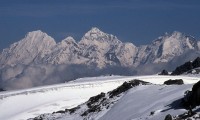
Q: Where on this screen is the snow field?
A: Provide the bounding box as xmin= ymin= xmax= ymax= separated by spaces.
xmin=0 ymin=75 xmax=199 ymax=120
xmin=100 ymin=84 xmax=192 ymax=120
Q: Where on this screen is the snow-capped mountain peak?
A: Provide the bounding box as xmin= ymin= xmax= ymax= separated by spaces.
xmin=80 ymin=27 xmax=119 ymax=43
xmin=150 ymin=31 xmax=198 ymax=63
xmin=0 ymin=30 xmax=56 ymax=66
xmin=61 ymin=36 xmax=76 ymax=45
xmin=24 ymin=30 xmax=56 ymax=45
xmin=84 ymin=27 xmax=105 ymax=38
xmin=171 ymin=31 xmax=183 ymax=38
xmin=153 ymin=31 xmax=184 ymax=44
xmin=133 ymin=31 xmax=200 ymax=66
xmin=26 ymin=30 xmax=46 ymax=37
xmin=77 ymin=27 xmax=125 ymax=68
xmin=24 ymin=30 xmax=55 ymax=44
xmin=88 ymin=27 xmax=103 ymax=33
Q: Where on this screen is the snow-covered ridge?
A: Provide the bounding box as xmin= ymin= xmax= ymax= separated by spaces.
xmin=0 ymin=27 xmax=199 ymax=68
xmin=0 ymin=27 xmax=200 ymax=90
xmin=0 ymin=75 xmax=199 ymax=120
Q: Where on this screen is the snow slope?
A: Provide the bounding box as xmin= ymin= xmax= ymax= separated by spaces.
xmin=0 ymin=75 xmax=199 ymax=120
xmin=0 ymin=76 xmax=124 ymax=120
xmin=100 ymin=84 xmax=191 ymax=120
xmin=42 ymin=84 xmax=192 ymax=120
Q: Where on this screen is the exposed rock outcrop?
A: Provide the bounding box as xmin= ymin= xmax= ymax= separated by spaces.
xmin=164 ymin=79 xmax=184 ymax=85
xmin=171 ymin=57 xmax=200 ymax=75
xmin=159 ymin=69 xmax=169 ymax=75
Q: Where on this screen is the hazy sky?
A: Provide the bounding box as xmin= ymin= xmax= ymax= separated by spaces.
xmin=0 ymin=0 xmax=200 ymax=51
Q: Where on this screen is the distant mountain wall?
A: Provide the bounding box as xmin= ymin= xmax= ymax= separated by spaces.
xmin=0 ymin=27 xmax=199 ymax=90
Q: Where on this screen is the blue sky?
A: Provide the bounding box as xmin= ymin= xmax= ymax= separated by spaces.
xmin=0 ymin=0 xmax=200 ymax=51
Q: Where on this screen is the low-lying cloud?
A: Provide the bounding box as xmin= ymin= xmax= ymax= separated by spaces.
xmin=0 ymin=64 xmax=137 ymax=90
xmin=0 ymin=51 xmax=199 ymax=90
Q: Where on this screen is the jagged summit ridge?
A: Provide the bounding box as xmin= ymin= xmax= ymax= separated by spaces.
xmin=84 ymin=27 xmax=106 ymax=38
xmin=86 ymin=27 xmax=103 ymax=34
xmin=0 ymin=28 xmax=199 ymax=68
xmin=60 ymin=36 xmax=77 ymax=46
xmin=82 ymin=27 xmax=104 ymax=40
xmin=80 ymin=27 xmax=119 ymax=44
xmin=78 ymin=28 xmax=127 ymax=67
xmin=142 ymin=31 xmax=199 ymax=63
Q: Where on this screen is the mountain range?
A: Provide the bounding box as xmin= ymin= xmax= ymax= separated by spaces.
xmin=1 ymin=27 xmax=200 ymax=68
xmin=0 ymin=27 xmax=200 ymax=90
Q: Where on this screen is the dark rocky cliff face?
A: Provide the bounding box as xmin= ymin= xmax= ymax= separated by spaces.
xmin=171 ymin=57 xmax=200 ymax=75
